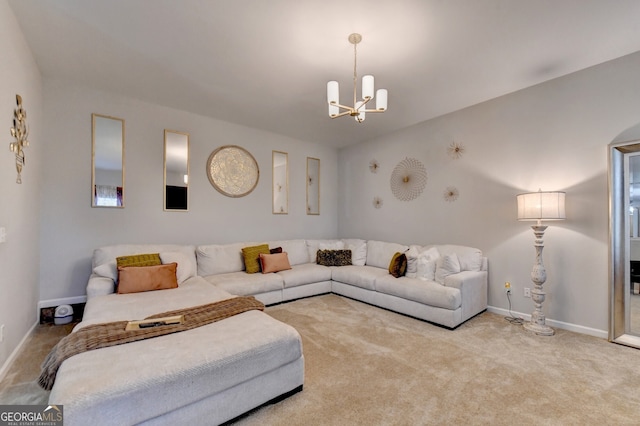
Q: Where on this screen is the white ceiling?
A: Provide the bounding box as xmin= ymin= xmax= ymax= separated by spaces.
xmin=8 ymin=0 xmax=640 ymax=148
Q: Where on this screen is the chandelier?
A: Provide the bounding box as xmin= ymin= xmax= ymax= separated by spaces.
xmin=326 ymin=33 xmax=388 ymax=123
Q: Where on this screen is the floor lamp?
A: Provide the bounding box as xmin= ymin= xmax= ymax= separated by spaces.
xmin=516 ymin=190 xmax=566 ymax=336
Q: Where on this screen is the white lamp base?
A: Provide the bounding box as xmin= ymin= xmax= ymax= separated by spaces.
xmin=523 ymin=224 xmax=555 ymax=337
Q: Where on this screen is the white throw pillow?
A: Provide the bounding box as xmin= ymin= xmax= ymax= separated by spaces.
xmin=160 ymin=251 xmax=196 ymax=284
xmin=343 ymin=239 xmax=367 ymax=266
xmin=416 ymin=247 xmax=440 ymax=281
xmin=405 ymin=245 xmax=421 ymax=278
xmin=435 ymin=253 xmax=461 ymax=285
xmin=93 ymin=261 xmax=117 ymax=281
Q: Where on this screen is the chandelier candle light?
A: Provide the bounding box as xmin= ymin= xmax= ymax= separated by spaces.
xmin=327 ymin=33 xmax=388 ymax=123
xmin=516 ymin=190 xmax=566 ymax=336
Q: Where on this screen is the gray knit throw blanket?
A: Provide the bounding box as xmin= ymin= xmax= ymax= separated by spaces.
xmin=38 ymin=296 xmax=265 ymax=390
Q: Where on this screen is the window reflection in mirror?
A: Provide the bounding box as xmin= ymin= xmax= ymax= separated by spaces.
xmin=273 ymin=151 xmax=288 ymax=214
xmin=307 ymin=157 xmax=320 ymax=215
xmin=164 ymin=130 xmax=189 ymax=211
xmin=92 ymin=114 xmax=124 ymax=207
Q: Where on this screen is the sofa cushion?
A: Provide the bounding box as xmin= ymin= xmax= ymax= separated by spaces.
xmin=366 ymin=240 xmax=409 ymax=269
xmin=331 ymin=265 xmax=388 ymax=291
xmin=117 ymin=263 xmax=178 ymax=294
xmin=342 ymin=239 xmax=367 ymax=266
xmin=92 ymin=244 xmax=197 ymax=282
xmin=160 ymin=251 xmax=197 ymax=284
xmin=435 ymin=253 xmax=461 ymax=284
xmin=197 ymin=242 xmax=253 ymax=276
xmin=316 ymin=249 xmax=352 ymax=267
xmin=202 ymin=271 xmax=284 ymax=296
xmin=260 ymin=252 xmax=292 ymax=273
xmin=277 ymin=263 xmax=332 ymax=288
xmin=267 ymin=240 xmax=309 ymax=266
xmin=375 ymin=275 xmax=462 ymax=310
xmin=242 ymin=244 xmax=270 ymax=273
xmin=388 ymin=252 xmax=408 ymax=278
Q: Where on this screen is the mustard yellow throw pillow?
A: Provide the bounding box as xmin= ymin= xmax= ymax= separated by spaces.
xmin=116 ymin=253 xmax=162 ymax=268
xmin=242 ymin=244 xmax=270 ymax=273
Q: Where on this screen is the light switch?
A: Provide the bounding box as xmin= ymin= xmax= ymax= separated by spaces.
xmin=0 ymin=227 xmax=6 ymax=243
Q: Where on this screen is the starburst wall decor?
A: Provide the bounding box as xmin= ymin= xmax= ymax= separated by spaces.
xmin=443 ymin=186 xmax=459 ymax=202
xmin=372 ymin=196 xmax=383 ymax=209
xmin=447 ymin=141 xmax=465 ymax=159
xmin=369 ymin=159 xmax=379 ymax=173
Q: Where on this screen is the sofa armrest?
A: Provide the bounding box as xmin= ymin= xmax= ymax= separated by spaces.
xmin=87 ymin=274 xmax=115 ymax=299
xmin=444 ymin=270 xmax=488 ymax=322
xmin=443 ymin=270 xmax=486 ymax=290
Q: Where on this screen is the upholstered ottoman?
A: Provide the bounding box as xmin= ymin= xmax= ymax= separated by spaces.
xmin=48 ymin=278 xmax=304 ymax=426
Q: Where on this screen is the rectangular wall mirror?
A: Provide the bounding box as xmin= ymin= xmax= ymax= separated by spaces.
xmin=164 ymin=129 xmax=190 ymax=211
xmin=92 ymin=113 xmax=124 ymax=207
xmin=272 ymin=151 xmax=288 ymax=214
xmin=307 ymin=157 xmax=320 ymax=215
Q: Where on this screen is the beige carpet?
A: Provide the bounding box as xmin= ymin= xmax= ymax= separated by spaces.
xmin=3 ymin=294 xmax=640 ymax=425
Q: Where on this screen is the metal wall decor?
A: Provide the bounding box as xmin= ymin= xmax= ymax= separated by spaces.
xmin=444 ymin=186 xmax=459 ymax=202
xmin=373 ymin=196 xmax=383 ymax=209
xmin=207 ymin=145 xmax=259 ymax=197
xmin=9 ymin=94 xmax=29 ymax=184
xmin=447 ymin=141 xmax=465 ymax=159
xmin=369 ymin=159 xmax=379 ymax=173
xmin=390 ymin=157 xmax=427 ymax=201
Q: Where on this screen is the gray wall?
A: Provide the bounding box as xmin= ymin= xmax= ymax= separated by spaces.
xmin=0 ymin=1 xmax=42 ymax=373
xmin=39 ymin=79 xmax=338 ymax=301
xmin=338 ymin=51 xmax=640 ymax=334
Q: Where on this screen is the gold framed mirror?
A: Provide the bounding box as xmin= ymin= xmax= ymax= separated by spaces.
xmin=307 ymin=157 xmax=320 ymax=215
xmin=92 ymin=114 xmax=124 ymax=207
xmin=164 ymin=130 xmax=190 ymax=211
xmin=272 ymin=151 xmax=288 ymax=214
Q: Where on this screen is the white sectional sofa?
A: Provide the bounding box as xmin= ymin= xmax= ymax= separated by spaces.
xmin=190 ymin=239 xmax=488 ymax=329
xmin=55 ymin=239 xmax=487 ymax=425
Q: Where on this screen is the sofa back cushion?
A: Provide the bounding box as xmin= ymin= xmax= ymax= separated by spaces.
xmin=197 ymin=242 xmax=253 ymax=276
xmin=366 ymin=240 xmax=409 ymax=269
xmin=430 ymin=244 xmax=484 ymax=272
xmin=267 ymin=240 xmax=309 ymax=266
xmin=305 ymin=239 xmax=342 ymax=265
xmin=92 ymin=244 xmax=196 ymax=282
xmin=342 ymin=238 xmax=367 ymax=266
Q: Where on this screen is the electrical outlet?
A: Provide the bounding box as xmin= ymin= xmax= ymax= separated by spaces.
xmin=504 ymin=282 xmax=511 ymax=294
xmin=524 ymin=287 xmax=531 ymax=298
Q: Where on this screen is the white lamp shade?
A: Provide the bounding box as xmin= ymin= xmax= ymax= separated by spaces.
xmin=327 ymin=81 xmax=339 ymax=105
xmin=376 ymin=89 xmax=388 ymax=111
xmin=517 ymin=191 xmax=566 ymax=221
xmin=355 ymin=101 xmax=365 ymax=122
xmin=362 ymin=75 xmax=374 ymax=99
xmin=328 ymin=104 xmax=339 ymax=117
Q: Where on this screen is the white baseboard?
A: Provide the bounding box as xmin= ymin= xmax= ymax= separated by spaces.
xmin=0 ymin=321 xmax=37 ymax=383
xmin=487 ymin=306 xmax=608 ymax=339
